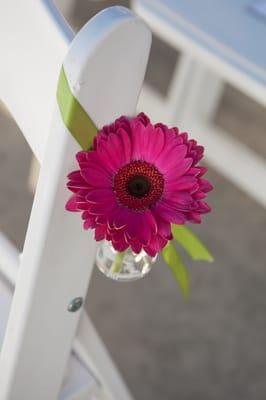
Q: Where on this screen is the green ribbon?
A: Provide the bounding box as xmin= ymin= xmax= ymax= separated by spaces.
xmin=172 ymin=225 xmax=213 ymax=262
xmin=162 ymin=241 xmax=189 ymax=299
xmin=56 ymin=67 xmax=98 ymax=150
xmin=162 ymin=225 xmax=214 ymax=298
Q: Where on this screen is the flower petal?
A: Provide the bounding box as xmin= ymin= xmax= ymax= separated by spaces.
xmin=163 ymin=157 xmax=193 ymax=179
xmin=85 ymin=188 xmax=114 ymax=204
xmin=165 ymin=175 xmax=198 ymax=192
xmin=95 ymin=225 xmax=107 ymax=241
xmin=67 ymin=170 xmax=82 ymax=181
xmin=154 ymin=202 xmax=186 ymax=224
xmin=155 ymin=144 xmax=187 ymax=172
xmin=130 ymin=239 xmax=142 ymax=254
xmin=80 ymin=167 xmax=112 ymax=188
xmin=144 ymin=235 xmax=168 ymax=256
xmin=65 ymin=195 xmax=80 ymax=212
xmin=118 ymin=127 xmax=132 ymax=163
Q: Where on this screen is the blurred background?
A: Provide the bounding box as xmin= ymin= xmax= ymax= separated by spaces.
xmin=0 ymin=1 xmax=266 ymax=399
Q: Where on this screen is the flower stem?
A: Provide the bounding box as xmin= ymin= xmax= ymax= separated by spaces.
xmin=110 ymin=251 xmax=126 ymax=274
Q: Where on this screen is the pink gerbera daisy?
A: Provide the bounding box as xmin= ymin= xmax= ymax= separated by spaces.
xmin=66 ymin=113 xmax=212 ymax=256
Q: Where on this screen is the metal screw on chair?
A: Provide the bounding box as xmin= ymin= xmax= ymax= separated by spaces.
xmin=68 ymin=297 xmax=83 ymax=312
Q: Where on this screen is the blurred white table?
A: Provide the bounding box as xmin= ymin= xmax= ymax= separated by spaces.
xmin=133 ymin=0 xmax=266 ymax=206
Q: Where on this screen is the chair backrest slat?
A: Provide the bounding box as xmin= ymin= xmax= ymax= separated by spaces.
xmin=0 ymin=0 xmax=73 ymax=162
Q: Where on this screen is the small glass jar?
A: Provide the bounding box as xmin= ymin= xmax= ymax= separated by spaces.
xmin=96 ymin=240 xmax=157 ymax=282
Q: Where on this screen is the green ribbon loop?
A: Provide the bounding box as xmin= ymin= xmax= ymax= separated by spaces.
xmin=56 ymin=67 xmax=98 ymax=150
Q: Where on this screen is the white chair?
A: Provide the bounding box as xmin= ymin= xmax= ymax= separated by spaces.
xmin=132 ymin=0 xmax=266 ymax=207
xmin=0 ymin=2 xmax=151 ymax=399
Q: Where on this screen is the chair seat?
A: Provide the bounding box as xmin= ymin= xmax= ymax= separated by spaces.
xmin=0 ymin=276 xmax=102 ymax=400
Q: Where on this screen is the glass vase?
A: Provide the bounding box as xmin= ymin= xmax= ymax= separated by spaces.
xmin=96 ymin=240 xmax=157 ymax=282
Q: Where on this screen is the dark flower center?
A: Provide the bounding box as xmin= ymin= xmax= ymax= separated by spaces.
xmin=127 ymin=175 xmax=151 ymax=198
xmin=114 ymin=160 xmax=164 ymax=211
